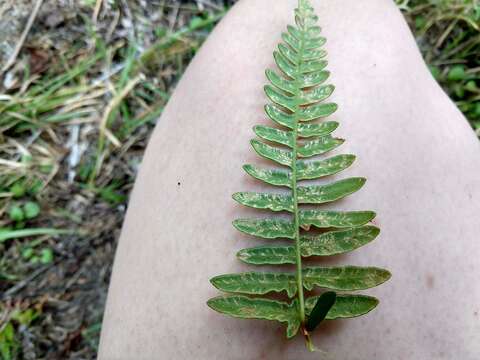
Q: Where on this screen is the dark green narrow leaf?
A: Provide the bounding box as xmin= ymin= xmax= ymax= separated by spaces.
xmin=207 ymin=295 xmax=300 ymax=338
xmin=297 ymin=121 xmax=339 ymax=138
xmin=297 ymin=177 xmax=366 ymax=204
xmin=305 ymin=291 xmax=336 ymax=332
xmin=299 ymin=210 xmax=376 ymax=229
xmin=266 ymin=69 xmax=296 ymax=94
xmin=305 ymin=294 xmax=379 ymax=320
xmin=242 ymin=164 xmax=292 ymax=187
xmin=302 ymin=266 xmax=392 ymax=291
xmin=250 ymin=139 xmax=293 ymax=166
xmin=296 ymin=154 xmax=356 ymax=180
xmin=265 ymin=104 xmax=295 ymax=129
xmin=253 ymin=125 xmax=294 ymax=147
xmin=210 ymin=272 xmax=297 ymax=297
xmin=297 ymin=136 xmax=344 ymax=157
xmin=233 ymin=218 xmax=295 ymax=239
xmin=233 ymin=192 xmax=293 ymax=212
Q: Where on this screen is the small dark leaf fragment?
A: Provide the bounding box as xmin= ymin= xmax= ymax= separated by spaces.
xmin=305 ymin=291 xmax=336 ymax=332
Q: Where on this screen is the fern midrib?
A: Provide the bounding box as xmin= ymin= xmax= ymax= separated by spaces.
xmin=292 ymin=2 xmax=307 ymax=331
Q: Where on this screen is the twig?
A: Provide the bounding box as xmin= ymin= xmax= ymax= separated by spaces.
xmin=2 ymin=265 xmax=51 ymax=300
xmin=1 ymin=0 xmax=44 ymax=74
xmin=92 ymin=0 xmax=103 ymax=24
xmin=99 ymin=74 xmax=145 ymax=148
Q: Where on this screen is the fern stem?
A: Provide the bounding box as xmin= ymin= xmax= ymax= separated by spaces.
xmin=292 ymin=0 xmax=308 ymax=334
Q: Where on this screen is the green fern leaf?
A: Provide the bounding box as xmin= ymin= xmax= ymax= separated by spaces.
xmin=299 ymin=102 xmax=338 ymax=121
xmin=232 ymin=218 xmax=295 ymax=239
xmin=299 ymin=70 xmax=330 ymax=87
xmin=250 ymin=139 xmax=293 ymax=166
xmin=207 ymin=296 xmax=301 ymax=339
xmin=232 ymin=192 xmax=293 ymax=212
xmin=297 ymin=121 xmax=338 ymax=138
xmin=208 ymin=0 xmax=391 ymax=351
xmin=296 ymin=135 xmax=344 ymax=157
xmin=210 ymin=272 xmax=298 ymax=298
xmin=242 ymin=164 xmax=291 ymax=187
xmin=207 ymin=294 xmax=379 ymax=339
xmin=265 ymin=104 xmax=295 ymax=128
xmin=299 ymin=209 xmax=376 ymax=228
xmin=237 ymin=226 xmax=380 ymax=264
xmin=300 ymin=84 xmax=334 ymax=104
xmin=297 ymin=177 xmax=366 ymax=203
xmin=253 ymin=125 xmax=294 ymax=147
xmin=302 ymin=266 xmax=391 ymax=291
xmin=296 ymin=154 xmax=356 ymax=179
xmin=210 ymin=266 xmax=389 ymax=297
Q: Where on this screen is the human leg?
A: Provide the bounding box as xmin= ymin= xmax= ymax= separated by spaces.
xmin=98 ymin=0 xmax=480 ymax=358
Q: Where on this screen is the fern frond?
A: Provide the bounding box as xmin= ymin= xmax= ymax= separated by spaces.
xmin=208 ymin=0 xmax=391 ymax=351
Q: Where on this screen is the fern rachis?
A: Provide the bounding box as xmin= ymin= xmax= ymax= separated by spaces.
xmin=207 ymin=0 xmax=391 ymax=351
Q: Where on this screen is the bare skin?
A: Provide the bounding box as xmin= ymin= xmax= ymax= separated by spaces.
xmin=98 ymin=0 xmax=480 ymax=359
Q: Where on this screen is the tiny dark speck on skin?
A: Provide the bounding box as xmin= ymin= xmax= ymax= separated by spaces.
xmin=474 ymin=311 xmax=478 ymax=317
xmin=177 ymin=181 xmax=181 ymax=186
xmin=426 ymin=274 xmax=435 ymax=289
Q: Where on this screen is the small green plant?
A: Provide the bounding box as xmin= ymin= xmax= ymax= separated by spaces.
xmin=207 ymin=0 xmax=391 ymax=351
xmin=0 ymin=308 xmax=40 ymax=360
xmin=8 ymin=201 xmax=40 ymax=223
xmin=0 ymin=322 xmax=17 ymax=360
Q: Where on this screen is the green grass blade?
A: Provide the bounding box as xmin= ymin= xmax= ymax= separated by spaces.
xmin=0 ymin=228 xmax=72 ymax=243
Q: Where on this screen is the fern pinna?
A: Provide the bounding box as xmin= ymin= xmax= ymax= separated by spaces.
xmin=207 ymin=0 xmax=391 ymax=351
